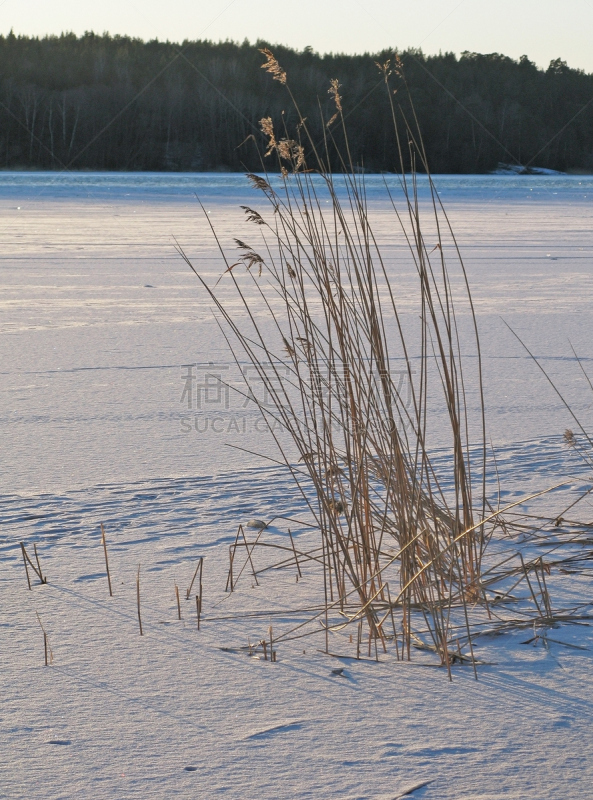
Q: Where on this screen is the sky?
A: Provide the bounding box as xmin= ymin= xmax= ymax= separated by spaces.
xmin=2 ymin=0 xmax=593 ymax=73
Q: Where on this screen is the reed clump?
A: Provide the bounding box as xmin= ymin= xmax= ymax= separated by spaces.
xmin=180 ymin=51 xmax=490 ymax=676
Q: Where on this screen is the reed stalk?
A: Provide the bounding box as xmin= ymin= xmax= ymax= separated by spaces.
xmin=100 ymin=523 xmax=113 ymax=597
xmin=137 ymin=565 xmax=143 ymax=636
xmin=175 ymin=584 xmax=182 ymax=620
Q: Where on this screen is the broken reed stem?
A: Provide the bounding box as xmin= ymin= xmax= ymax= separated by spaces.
xmin=33 ymin=543 xmax=43 ymax=579
xmin=288 ymin=529 xmax=302 ymax=578
xmin=21 ymin=542 xmax=46 ymax=585
xmin=197 ymin=560 xmax=203 ymax=630
xmin=175 ymin=583 xmax=182 ymax=620
xmin=240 ymin=525 xmax=259 ymax=586
xmin=186 ymin=556 xmax=203 ymax=600
xmin=187 ymin=563 xmax=200 ymax=599
xmin=519 ymin=553 xmax=544 ymax=616
xmin=21 ymin=542 xmax=31 ymax=590
xmin=136 ymin=564 xmax=143 ymax=636
xmin=269 ymin=625 xmax=275 ymax=662
xmin=36 ymin=612 xmax=52 ymax=666
xmin=100 ymin=523 xmax=113 ymax=597
xmin=199 ymin=561 xmax=203 ymax=612
xmin=227 ymin=546 xmax=234 ymax=592
xmin=226 ymin=526 xmax=242 ymax=593
xmin=538 ymin=558 xmax=553 ymax=616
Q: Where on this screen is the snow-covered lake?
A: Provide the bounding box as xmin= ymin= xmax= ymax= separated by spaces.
xmin=2 ymin=172 xmax=593 ymax=492
xmin=2 ymin=172 xmax=593 ymax=799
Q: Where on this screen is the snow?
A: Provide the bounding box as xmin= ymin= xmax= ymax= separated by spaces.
xmin=2 ymin=172 xmax=593 ymax=799
xmin=490 ymin=162 xmax=566 ymax=175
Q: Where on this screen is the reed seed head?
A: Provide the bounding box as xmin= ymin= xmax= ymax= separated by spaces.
xmin=260 ymin=117 xmax=277 ymax=157
xmin=241 ymin=206 xmax=265 ymax=225
xmin=245 ymin=173 xmax=271 ymax=192
xmin=259 ymin=48 xmax=287 ymax=84
xmin=233 ymin=239 xmax=265 ymax=277
xmin=563 ymin=428 xmax=576 ymax=447
xmin=328 ymin=499 xmax=345 ymax=515
xmin=327 ymin=79 xmax=343 ymax=128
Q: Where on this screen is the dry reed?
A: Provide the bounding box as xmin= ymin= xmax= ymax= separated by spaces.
xmin=186 ymin=557 xmax=203 ymax=600
xmin=21 ymin=542 xmax=46 ymax=587
xmin=178 ymin=51 xmax=501 ymax=676
xmin=100 ymin=523 xmax=113 ymax=597
xmin=36 ymin=612 xmax=53 ymax=666
xmin=175 ymin=583 xmax=182 ymax=620
xmin=136 ymin=565 xmax=143 ymax=636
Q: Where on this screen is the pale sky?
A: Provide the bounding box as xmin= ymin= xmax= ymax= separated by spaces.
xmin=3 ymin=0 xmax=593 ymax=73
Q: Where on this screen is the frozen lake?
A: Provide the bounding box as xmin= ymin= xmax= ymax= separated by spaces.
xmin=2 ymin=172 xmax=593 ymax=494
xmin=2 ymin=172 xmax=593 ymax=800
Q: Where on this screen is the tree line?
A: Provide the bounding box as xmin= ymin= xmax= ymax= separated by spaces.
xmin=0 ymin=31 xmax=592 ymax=173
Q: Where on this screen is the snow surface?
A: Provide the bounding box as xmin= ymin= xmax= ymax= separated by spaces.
xmin=490 ymin=163 xmax=566 ymax=176
xmin=2 ymin=172 xmax=593 ymax=799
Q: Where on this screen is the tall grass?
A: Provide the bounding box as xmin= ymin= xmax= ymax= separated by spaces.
xmin=179 ymin=52 xmax=488 ymax=675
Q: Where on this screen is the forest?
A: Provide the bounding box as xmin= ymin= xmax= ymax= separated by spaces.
xmin=0 ymin=31 xmax=592 ymax=173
